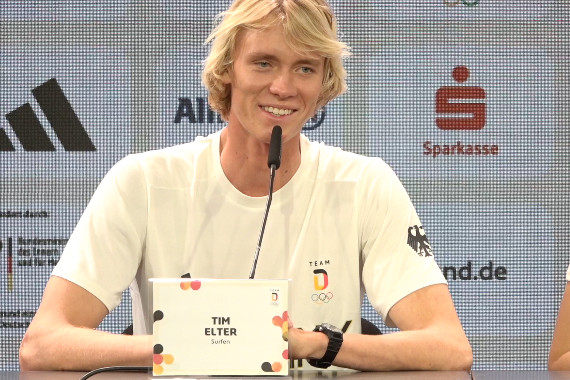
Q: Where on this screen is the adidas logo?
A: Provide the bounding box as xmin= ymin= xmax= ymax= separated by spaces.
xmin=1 ymin=78 xmax=96 ymax=151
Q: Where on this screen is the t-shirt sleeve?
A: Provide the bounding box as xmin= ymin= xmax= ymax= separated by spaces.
xmin=359 ymin=160 xmax=446 ymax=323
xmin=52 ymin=155 xmax=148 ymax=312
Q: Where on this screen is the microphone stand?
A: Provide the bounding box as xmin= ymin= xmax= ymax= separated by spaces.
xmin=249 ymin=163 xmax=277 ymax=279
xmin=249 ymin=125 xmax=282 ymax=279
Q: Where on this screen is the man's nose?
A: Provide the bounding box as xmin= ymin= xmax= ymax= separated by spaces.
xmin=269 ymin=71 xmax=297 ymax=98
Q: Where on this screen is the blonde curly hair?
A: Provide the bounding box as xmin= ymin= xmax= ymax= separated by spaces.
xmin=202 ymin=0 xmax=350 ymax=121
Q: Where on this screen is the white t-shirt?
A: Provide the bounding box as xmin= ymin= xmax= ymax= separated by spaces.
xmin=567 ymin=264 xmax=570 ymax=281
xmin=53 ymin=131 xmax=445 ymax=340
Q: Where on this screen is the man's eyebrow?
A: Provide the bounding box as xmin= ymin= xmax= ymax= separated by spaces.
xmin=246 ymin=52 xmax=278 ymax=61
xmin=296 ymin=58 xmax=323 ymax=67
xmin=246 ymin=52 xmax=323 ymax=66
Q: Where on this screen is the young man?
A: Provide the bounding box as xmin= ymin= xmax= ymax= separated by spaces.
xmin=20 ymin=0 xmax=472 ymax=372
xmin=549 ymin=265 xmax=570 ymax=369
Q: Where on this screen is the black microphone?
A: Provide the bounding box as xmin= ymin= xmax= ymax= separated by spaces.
xmin=249 ymin=126 xmax=282 ymax=279
xmin=267 ymin=126 xmax=282 ymax=170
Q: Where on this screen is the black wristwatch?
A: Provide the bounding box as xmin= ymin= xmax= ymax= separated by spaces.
xmin=308 ymin=323 xmax=344 ymax=369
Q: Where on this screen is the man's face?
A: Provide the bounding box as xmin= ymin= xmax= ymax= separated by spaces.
xmin=222 ymin=24 xmax=325 ymax=145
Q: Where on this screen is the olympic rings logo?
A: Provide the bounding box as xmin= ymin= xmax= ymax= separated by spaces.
xmin=311 ymin=292 xmax=334 ymax=304
xmin=443 ymin=0 xmax=479 ymax=6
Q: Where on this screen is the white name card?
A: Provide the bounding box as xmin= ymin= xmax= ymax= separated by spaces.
xmin=152 ymin=278 xmax=289 ymax=376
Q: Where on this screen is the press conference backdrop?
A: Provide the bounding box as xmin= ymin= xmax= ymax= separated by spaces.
xmin=0 ymin=0 xmax=568 ymax=371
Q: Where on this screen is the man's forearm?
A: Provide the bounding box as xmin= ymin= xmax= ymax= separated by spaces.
xmin=20 ymin=326 xmax=152 ymax=371
xmin=334 ymin=330 xmax=472 ymax=371
xmin=290 ymin=327 xmax=472 ymax=372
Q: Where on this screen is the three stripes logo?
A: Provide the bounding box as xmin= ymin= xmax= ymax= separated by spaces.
xmin=1 ymin=78 xmax=96 ymax=151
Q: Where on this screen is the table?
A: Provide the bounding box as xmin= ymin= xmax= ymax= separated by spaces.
xmin=5 ymin=370 xmax=570 ymax=380
xmin=0 ymin=370 xmax=471 ymax=380
xmin=472 ymin=371 xmax=570 ymax=380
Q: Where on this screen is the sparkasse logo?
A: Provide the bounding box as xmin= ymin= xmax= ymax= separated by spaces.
xmin=1 ymin=78 xmax=96 ymax=152
xmin=435 ymin=66 xmax=485 ymax=131
xmin=424 ymin=65 xmax=499 ymax=159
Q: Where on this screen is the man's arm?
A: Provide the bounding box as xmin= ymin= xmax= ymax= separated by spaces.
xmin=19 ymin=276 xmax=152 ymax=371
xmin=288 ymin=283 xmax=472 ymax=371
xmin=549 ymin=281 xmax=570 ymax=370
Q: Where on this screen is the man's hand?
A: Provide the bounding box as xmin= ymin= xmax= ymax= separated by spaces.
xmin=287 ymin=324 xmax=328 ymax=361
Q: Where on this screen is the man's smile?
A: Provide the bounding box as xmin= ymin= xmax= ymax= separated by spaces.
xmin=261 ymin=105 xmax=296 ymax=116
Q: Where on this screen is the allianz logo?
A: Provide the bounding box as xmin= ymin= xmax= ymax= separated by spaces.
xmin=174 ymin=97 xmax=326 ymax=131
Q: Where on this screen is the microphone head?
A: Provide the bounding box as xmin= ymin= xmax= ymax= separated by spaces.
xmin=267 ymin=125 xmax=282 ymax=170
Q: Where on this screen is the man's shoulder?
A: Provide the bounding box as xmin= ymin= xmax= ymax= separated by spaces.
xmin=137 ymin=132 xmax=218 ymax=162
xmin=115 ymin=132 xmax=219 ymax=186
xmin=303 ymin=135 xmax=393 ymax=181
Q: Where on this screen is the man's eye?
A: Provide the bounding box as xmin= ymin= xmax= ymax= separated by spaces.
xmin=301 ymin=67 xmax=314 ymax=74
xmin=257 ymin=61 xmax=270 ymax=68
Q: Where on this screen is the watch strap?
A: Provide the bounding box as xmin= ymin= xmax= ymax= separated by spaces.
xmin=308 ymin=324 xmax=343 ymax=369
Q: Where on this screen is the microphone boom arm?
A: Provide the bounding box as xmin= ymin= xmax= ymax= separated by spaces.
xmin=249 ymin=164 xmax=276 ymax=279
xmin=248 ymin=125 xmax=282 ymax=279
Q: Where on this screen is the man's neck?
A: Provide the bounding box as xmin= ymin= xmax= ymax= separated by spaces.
xmin=219 ymin=127 xmax=301 ymax=197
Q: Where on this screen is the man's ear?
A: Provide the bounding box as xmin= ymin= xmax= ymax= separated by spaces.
xmin=221 ymin=69 xmax=232 ymax=84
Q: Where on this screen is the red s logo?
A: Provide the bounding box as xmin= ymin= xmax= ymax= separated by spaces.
xmin=436 ymin=66 xmax=486 ymax=130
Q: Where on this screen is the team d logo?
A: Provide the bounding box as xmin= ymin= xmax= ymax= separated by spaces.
xmin=311 ymin=269 xmax=333 ymax=304
xmin=1 ymin=78 xmax=95 ymax=151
